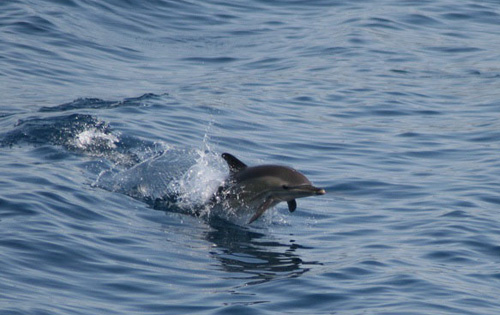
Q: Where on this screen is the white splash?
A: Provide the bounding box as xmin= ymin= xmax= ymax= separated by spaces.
xmin=173 ymin=147 xmax=227 ymax=211
xmin=74 ymin=128 xmax=119 ymax=150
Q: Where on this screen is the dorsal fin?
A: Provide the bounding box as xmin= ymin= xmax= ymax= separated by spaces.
xmin=221 ymin=153 xmax=247 ymax=173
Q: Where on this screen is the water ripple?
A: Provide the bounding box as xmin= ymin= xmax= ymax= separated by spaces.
xmin=2 ymin=0 xmax=500 ymax=314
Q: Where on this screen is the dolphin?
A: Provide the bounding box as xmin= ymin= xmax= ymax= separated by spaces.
xmin=214 ymin=153 xmax=325 ymax=224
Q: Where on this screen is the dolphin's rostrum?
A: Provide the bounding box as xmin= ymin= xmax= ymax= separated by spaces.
xmin=214 ymin=153 xmax=325 ymax=224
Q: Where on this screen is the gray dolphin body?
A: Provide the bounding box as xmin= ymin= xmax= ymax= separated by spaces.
xmin=214 ymin=153 xmax=326 ymax=224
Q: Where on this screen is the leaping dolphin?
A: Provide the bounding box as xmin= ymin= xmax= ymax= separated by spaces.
xmin=214 ymin=153 xmax=326 ymax=224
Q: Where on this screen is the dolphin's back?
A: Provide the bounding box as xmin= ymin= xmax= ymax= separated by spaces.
xmin=233 ymin=165 xmax=311 ymax=186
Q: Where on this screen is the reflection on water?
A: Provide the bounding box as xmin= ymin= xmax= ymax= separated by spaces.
xmin=205 ymin=217 xmax=321 ymax=286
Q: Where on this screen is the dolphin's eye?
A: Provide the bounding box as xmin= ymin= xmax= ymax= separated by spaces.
xmin=282 ymin=185 xmax=290 ymax=190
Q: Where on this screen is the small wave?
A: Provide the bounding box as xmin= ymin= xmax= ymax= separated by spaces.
xmin=181 ymin=57 xmax=238 ymax=64
xmin=38 ymin=93 xmax=166 ymax=113
xmin=1 ymin=113 xmax=139 ymax=166
xmin=2 ymin=113 xmax=103 ymax=147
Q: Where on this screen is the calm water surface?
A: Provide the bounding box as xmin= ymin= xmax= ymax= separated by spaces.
xmin=1 ymin=0 xmax=500 ymax=314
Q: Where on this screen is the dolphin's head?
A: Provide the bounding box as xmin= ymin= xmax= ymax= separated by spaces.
xmin=246 ymin=165 xmax=325 ymax=201
xmin=219 ymin=153 xmax=325 ymax=223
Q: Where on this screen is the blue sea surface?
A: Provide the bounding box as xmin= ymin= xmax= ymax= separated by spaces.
xmin=2 ymin=0 xmax=500 ymax=314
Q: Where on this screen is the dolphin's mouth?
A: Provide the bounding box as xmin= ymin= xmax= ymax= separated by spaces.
xmin=288 ymin=185 xmax=326 ymax=195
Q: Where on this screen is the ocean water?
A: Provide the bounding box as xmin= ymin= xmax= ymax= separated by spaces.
xmin=1 ymin=0 xmax=500 ymax=314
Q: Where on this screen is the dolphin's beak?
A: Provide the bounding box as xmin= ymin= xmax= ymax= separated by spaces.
xmin=288 ymin=185 xmax=326 ymax=196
